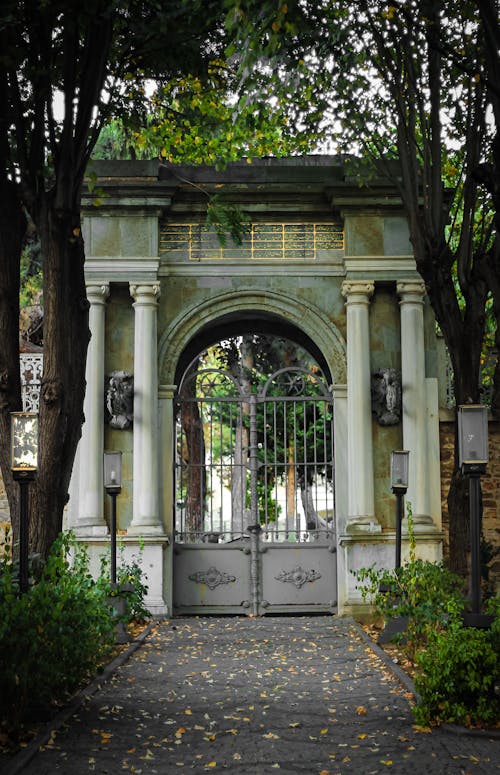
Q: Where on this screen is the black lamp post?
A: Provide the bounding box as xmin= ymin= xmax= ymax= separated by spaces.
xmin=390 ymin=450 xmax=409 ymax=569
xmin=11 ymin=412 xmax=38 ymax=594
xmin=457 ymin=405 xmax=489 ymax=625
xmin=104 ymin=450 xmax=122 ymax=585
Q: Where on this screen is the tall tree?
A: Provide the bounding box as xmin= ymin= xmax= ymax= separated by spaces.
xmin=0 ymin=0 xmax=233 ymax=560
xmin=226 ymin=0 xmax=498 ymax=574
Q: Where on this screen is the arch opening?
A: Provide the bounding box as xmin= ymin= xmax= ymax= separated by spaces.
xmin=174 ymin=310 xmax=332 ymax=388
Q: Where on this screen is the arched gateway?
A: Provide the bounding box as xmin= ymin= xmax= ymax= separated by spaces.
xmin=69 ymin=156 xmax=443 ymax=616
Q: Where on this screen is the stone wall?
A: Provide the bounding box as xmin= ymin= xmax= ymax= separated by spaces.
xmin=440 ymin=419 xmax=500 ymax=591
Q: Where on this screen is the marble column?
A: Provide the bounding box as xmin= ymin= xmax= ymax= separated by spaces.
xmin=341 ymin=281 xmax=380 ymax=531
xmin=397 ymin=281 xmax=435 ymax=529
xmin=129 ymin=282 xmax=163 ymax=534
xmin=77 ymin=283 xmax=109 ymax=534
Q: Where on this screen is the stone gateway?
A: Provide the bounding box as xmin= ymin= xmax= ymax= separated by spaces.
xmin=67 ymin=156 xmax=446 ymax=616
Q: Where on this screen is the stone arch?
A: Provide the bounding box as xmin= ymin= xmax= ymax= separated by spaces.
xmin=158 ymin=288 xmax=346 ymax=386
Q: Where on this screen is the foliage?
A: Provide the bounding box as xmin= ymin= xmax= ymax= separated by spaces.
xmin=205 ymin=336 xmax=332 ymax=525
xmin=226 ymin=0 xmax=500 ymax=575
xmin=2 ymin=0 xmax=291 ymax=562
xmin=0 ymin=531 xmax=115 ymax=732
xmin=413 ymin=600 xmax=500 ymax=727
xmin=94 ymin=66 xmax=306 ymax=168
xmin=98 ymin=546 xmax=151 ymax=623
xmin=353 ymin=506 xmax=466 ymax=662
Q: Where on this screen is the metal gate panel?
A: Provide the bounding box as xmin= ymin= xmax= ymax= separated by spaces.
xmin=260 ymin=543 xmax=337 ymax=614
xmin=173 ymin=364 xmax=337 ymax=615
xmin=173 ymin=543 xmax=252 ymax=614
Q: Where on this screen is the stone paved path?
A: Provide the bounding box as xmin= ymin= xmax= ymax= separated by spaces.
xmin=8 ymin=617 xmax=500 ymax=774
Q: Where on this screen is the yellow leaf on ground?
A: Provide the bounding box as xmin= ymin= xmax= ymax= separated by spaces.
xmin=413 ymin=725 xmax=432 ymax=734
xmin=356 ymin=706 xmax=367 ymax=716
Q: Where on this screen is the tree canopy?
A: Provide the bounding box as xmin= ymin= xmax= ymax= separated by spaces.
xmin=0 ymin=0 xmax=291 ymax=560
xmin=226 ymin=0 xmax=499 ymax=573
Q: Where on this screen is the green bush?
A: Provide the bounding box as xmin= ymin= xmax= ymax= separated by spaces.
xmin=413 ymin=601 xmax=500 ymax=727
xmin=97 ymin=545 xmax=151 ymax=623
xmin=353 ymin=559 xmax=465 ymax=660
xmin=0 ymin=533 xmax=115 ymax=732
xmin=353 ymin=505 xmax=466 ymax=661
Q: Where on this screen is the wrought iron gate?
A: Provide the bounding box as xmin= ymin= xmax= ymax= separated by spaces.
xmin=173 ymin=365 xmax=337 ymax=614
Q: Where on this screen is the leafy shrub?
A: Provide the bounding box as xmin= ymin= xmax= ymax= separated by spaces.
xmin=413 ymin=601 xmax=500 ymax=727
xmin=354 ymin=560 xmax=465 ymax=658
xmin=0 ymin=533 xmax=115 ymax=732
xmin=97 ymin=546 xmax=151 ymax=623
xmin=353 ymin=504 xmax=466 ymax=661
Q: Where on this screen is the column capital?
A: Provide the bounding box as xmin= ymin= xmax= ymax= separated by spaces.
xmin=341 ymin=280 xmax=375 ymax=302
xmin=397 ymin=280 xmax=426 ymax=303
xmin=86 ymin=283 xmax=110 ymax=305
xmin=130 ymin=282 xmax=161 ymax=304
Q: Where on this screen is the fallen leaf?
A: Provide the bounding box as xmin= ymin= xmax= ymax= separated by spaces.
xmin=413 ymin=725 xmax=432 ymax=734
xmin=356 ymin=706 xmax=367 ymax=716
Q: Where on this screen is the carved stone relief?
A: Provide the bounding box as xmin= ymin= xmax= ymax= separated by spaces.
xmin=371 ymin=368 xmax=402 ymax=426
xmin=105 ymin=371 xmax=134 ymax=429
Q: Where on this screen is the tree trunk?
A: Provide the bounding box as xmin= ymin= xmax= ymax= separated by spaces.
xmin=28 ymin=196 xmax=90 ymax=559
xmin=231 ymin=335 xmax=253 ymax=534
xmin=0 ymin=177 xmax=26 ymax=557
xmin=180 ymin=360 xmax=206 ymax=539
xmin=286 ymin=446 xmax=296 ymax=534
xmin=300 ymin=479 xmax=329 ymax=533
xmin=447 ymin=468 xmax=470 ymax=577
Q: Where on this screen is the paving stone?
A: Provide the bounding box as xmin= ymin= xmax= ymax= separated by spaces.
xmin=5 ymin=617 xmax=499 ymax=774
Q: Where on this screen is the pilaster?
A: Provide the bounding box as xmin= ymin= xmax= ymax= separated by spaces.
xmin=397 ymin=281 xmax=435 ymax=530
xmin=129 ymin=282 xmax=163 ymax=534
xmin=341 ymin=281 xmax=380 ymax=532
xmin=77 ymin=283 xmax=109 ymax=534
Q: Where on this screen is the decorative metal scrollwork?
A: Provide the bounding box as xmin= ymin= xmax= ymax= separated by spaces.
xmin=189 ymin=566 xmax=236 ymax=590
xmin=275 ymin=565 xmax=322 ymax=589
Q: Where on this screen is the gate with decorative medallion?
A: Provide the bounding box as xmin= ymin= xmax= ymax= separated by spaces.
xmin=173 ymin=363 xmax=337 ymax=615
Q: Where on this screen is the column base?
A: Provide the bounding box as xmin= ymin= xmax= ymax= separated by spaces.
xmin=128 ymin=522 xmax=165 ymax=536
xmin=345 ymin=516 xmax=382 ymax=534
xmin=74 ymin=524 xmax=109 ymax=537
xmin=403 ymin=515 xmax=438 ymax=533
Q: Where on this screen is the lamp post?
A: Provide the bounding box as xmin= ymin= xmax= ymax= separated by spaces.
xmin=457 ymin=405 xmax=488 ymax=624
xmin=104 ymin=451 xmax=122 ymax=585
xmin=390 ymin=450 xmax=409 ymax=569
xmin=10 ymin=412 xmax=38 ymax=594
